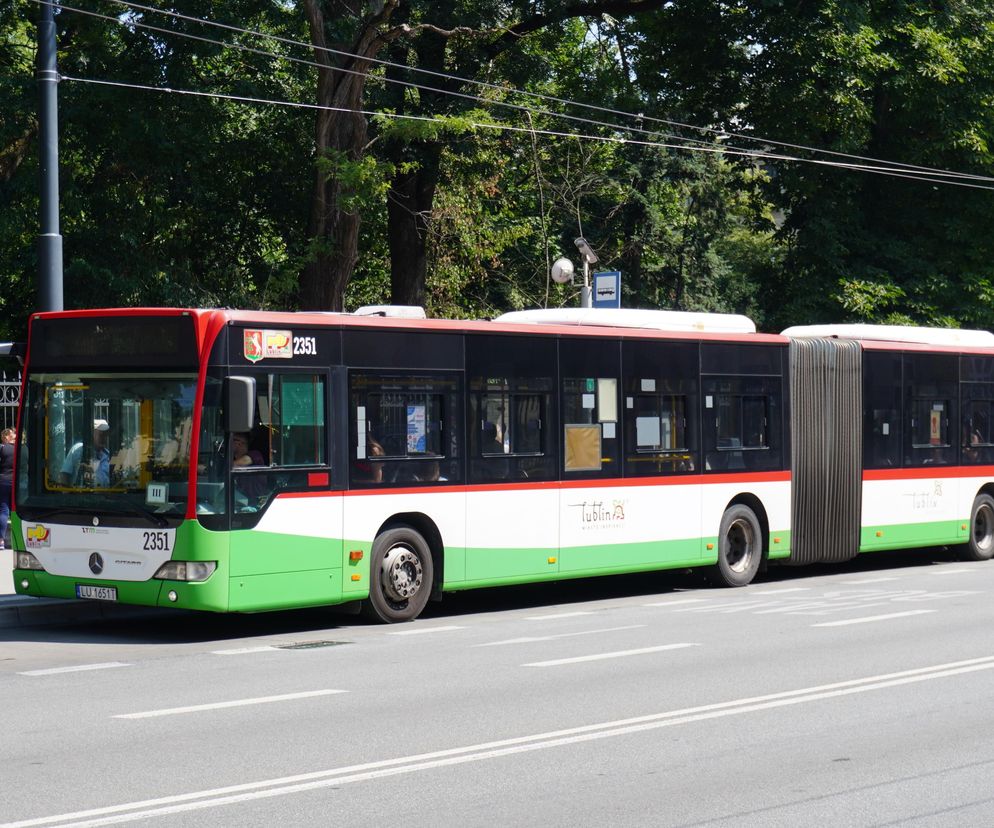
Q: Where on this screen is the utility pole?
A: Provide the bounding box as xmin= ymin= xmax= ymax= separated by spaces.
xmin=37 ymin=0 xmax=64 ymax=312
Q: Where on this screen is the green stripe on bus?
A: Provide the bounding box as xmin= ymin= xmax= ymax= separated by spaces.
xmin=859 ymin=519 xmax=969 ymax=552
xmin=449 ymin=530 xmax=791 ymax=589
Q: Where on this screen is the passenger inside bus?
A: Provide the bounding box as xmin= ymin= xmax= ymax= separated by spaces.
xmin=963 ymin=422 xmax=984 ymax=463
xmin=231 ymin=432 xmax=263 ymax=467
xmin=60 ymin=418 xmax=112 ymax=486
xmin=481 ymin=421 xmax=504 ymax=455
xmin=354 ymin=434 xmax=385 ymax=483
xmin=231 ymin=431 xmax=269 ymax=509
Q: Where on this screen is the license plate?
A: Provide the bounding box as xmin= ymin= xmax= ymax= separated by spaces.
xmin=76 ymin=584 xmax=117 ymax=601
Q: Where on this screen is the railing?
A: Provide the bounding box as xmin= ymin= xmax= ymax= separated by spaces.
xmin=0 ymin=372 xmax=20 ymax=431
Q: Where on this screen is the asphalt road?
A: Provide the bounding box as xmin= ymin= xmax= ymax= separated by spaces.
xmin=3 ymin=549 xmax=994 ymax=827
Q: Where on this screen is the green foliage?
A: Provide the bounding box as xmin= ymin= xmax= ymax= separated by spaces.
xmin=316 ymin=148 xmax=395 ymax=213
xmin=3 ymin=0 xmax=994 ymax=337
xmin=1 ymin=0 xmax=313 ymax=332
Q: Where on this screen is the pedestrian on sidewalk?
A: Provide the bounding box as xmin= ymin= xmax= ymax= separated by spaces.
xmin=0 ymin=427 xmax=15 ymax=549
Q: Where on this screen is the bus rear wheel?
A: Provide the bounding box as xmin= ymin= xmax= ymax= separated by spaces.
xmin=962 ymin=494 xmax=994 ymax=562
xmin=713 ymin=504 xmax=762 ymax=587
xmin=363 ymin=526 xmax=434 ymax=623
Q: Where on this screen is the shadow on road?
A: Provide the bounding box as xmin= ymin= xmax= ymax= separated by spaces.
xmin=0 ymin=545 xmax=964 ymax=647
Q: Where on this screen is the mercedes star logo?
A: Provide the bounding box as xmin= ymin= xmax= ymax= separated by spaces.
xmin=88 ymin=552 xmax=104 ymax=575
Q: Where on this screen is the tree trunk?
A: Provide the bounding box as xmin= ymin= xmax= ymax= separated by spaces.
xmin=299 ymin=0 xmax=665 ymax=310
xmin=300 ymin=111 xmax=366 ymax=311
xmin=387 ymin=142 xmax=443 ymax=307
xmin=382 ymin=0 xmax=666 ymax=310
xmin=298 ymin=0 xmax=398 ymax=311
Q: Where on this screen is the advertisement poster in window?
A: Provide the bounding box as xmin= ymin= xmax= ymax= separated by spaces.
xmin=407 ymin=405 xmax=426 ymax=453
xmin=930 ymin=407 xmax=942 ymax=445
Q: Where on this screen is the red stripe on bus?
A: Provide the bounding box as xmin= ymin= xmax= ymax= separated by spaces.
xmin=863 ymin=465 xmax=994 ymax=482
xmin=269 ymin=470 xmax=792 ymax=499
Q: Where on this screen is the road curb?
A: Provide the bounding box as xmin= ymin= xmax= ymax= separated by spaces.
xmin=0 ymin=594 xmax=182 ymax=629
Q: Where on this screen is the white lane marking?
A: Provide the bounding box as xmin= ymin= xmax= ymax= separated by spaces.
xmin=751 ymin=587 xmax=811 ymax=595
xmin=386 ymin=625 xmax=465 ymax=636
xmin=211 ymin=647 xmax=278 ymax=656
xmin=754 ymin=601 xmax=851 ymax=615
xmin=812 ymin=610 xmax=935 ymax=628
xmin=523 ymin=643 xmax=698 ymax=667
xmin=930 ymin=569 xmax=971 ymax=576
xmin=674 ymin=600 xmax=757 ymax=612
xmin=795 ymin=601 xmax=896 ymax=616
xmin=524 ymin=611 xmax=593 ymax=621
xmin=714 ymin=602 xmax=781 ymax=614
xmin=113 ymin=689 xmax=347 ymax=720
xmin=18 ymin=662 xmax=129 ymax=677
xmin=476 ymin=625 xmax=646 ymax=647
xmin=643 ymin=598 xmax=708 ymax=607
xmin=841 ymin=577 xmax=899 ymax=585
xmin=15 ymin=655 xmax=994 ymax=828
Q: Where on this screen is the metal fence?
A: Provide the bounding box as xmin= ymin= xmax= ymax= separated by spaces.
xmin=0 ymin=372 xmax=20 ymax=431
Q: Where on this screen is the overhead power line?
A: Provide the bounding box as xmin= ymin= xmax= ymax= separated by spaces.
xmin=46 ymin=0 xmax=735 ymax=160
xmin=34 ymin=0 xmax=994 ymax=186
xmin=57 ymin=74 xmax=994 ymax=192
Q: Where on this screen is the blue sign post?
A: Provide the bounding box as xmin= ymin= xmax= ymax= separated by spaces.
xmin=592 ymin=271 xmax=621 ymax=309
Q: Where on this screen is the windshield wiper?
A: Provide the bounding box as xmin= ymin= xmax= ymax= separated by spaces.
xmin=110 ymin=503 xmax=171 ymax=528
xmin=18 ymin=507 xmax=76 ymax=521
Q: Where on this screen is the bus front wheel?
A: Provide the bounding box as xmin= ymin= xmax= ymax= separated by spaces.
xmin=962 ymin=494 xmax=994 ymax=562
xmin=713 ymin=505 xmax=762 ymax=587
xmin=363 ymin=526 xmax=434 ymax=623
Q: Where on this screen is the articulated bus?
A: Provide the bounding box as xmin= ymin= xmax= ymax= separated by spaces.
xmin=11 ymin=307 xmax=994 ymax=622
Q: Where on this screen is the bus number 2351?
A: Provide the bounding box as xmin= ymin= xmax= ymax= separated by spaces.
xmin=293 ymin=336 xmax=317 ymax=355
xmin=143 ymin=532 xmax=170 ymax=552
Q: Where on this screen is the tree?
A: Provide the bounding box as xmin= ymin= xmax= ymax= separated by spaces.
xmin=298 ymin=0 xmax=667 ymax=311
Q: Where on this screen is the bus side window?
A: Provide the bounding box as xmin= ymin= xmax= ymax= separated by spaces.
xmin=349 ymin=372 xmax=461 ymax=487
xmin=622 ymin=340 xmax=699 ymax=477
xmin=469 ymin=387 xmax=550 ymax=482
xmin=627 ymin=392 xmax=694 ymax=474
xmin=703 ymin=377 xmax=782 ymax=473
xmin=962 ymin=398 xmax=994 ymax=465
xmin=903 ymin=352 xmax=957 ymax=468
xmin=561 ymin=377 xmax=620 ymax=476
xmin=863 ymin=351 xmax=902 ymax=469
xmin=230 ymin=373 xmax=329 ymax=524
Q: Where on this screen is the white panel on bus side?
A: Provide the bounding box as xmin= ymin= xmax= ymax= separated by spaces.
xmin=254 ymin=493 xmax=345 ymax=539
xmin=464 ymin=486 xmax=558 ymax=582
xmin=861 ymin=475 xmax=965 ymax=532
xmin=558 ymin=481 xmax=704 ymax=573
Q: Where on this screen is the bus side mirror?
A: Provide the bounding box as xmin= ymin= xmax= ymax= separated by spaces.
xmin=226 ymin=376 xmax=256 ymax=433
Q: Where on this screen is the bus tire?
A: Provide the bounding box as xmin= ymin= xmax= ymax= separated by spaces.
xmin=712 ymin=504 xmax=762 ymax=587
xmin=962 ymin=494 xmax=994 ymax=562
xmin=363 ymin=526 xmax=434 ymax=623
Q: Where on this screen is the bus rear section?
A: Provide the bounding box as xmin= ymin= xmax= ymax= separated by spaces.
xmin=785 ymin=327 xmax=994 ymax=565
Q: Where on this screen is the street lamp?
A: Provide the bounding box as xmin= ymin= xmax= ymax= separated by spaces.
xmin=574 ymin=237 xmax=598 ymax=308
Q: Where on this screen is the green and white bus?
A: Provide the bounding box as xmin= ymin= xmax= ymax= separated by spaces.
xmin=11 ymin=307 xmax=994 ymax=622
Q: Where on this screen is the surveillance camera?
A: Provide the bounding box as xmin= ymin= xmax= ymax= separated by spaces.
xmin=574 ymin=237 xmax=599 ymax=264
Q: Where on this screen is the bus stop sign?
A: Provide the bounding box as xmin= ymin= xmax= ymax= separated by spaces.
xmin=592 ymin=271 xmax=621 ymax=308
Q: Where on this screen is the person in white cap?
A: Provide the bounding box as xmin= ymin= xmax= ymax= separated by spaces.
xmin=60 ymin=418 xmax=112 ymax=486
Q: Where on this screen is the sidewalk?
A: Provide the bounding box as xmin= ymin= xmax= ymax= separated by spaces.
xmin=1 ymin=547 xmax=11 ymax=595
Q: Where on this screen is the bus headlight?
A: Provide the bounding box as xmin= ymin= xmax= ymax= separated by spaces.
xmin=153 ymin=561 xmax=217 ymax=582
xmin=16 ymin=551 xmax=45 ymax=571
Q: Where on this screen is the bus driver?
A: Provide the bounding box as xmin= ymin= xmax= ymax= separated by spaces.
xmin=60 ymin=418 xmax=111 ymax=486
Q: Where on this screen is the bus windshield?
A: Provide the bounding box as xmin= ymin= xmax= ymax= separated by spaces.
xmin=18 ymin=372 xmax=198 ymax=522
